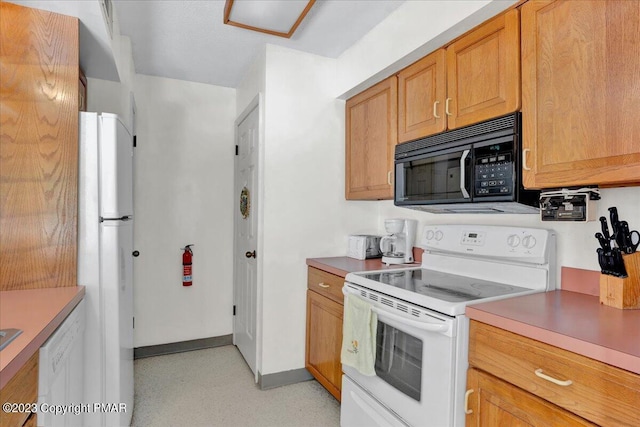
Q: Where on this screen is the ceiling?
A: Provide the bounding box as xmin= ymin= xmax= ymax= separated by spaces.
xmin=115 ymin=0 xmax=405 ymax=88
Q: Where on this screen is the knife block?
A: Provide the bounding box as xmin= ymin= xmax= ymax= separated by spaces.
xmin=600 ymin=252 xmax=640 ymax=309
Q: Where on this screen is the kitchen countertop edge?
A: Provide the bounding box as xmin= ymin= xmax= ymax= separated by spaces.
xmin=306 ymin=256 xmax=421 ymax=278
xmin=0 ymin=286 xmax=85 ymax=389
xmin=466 ymin=291 xmax=640 ymax=375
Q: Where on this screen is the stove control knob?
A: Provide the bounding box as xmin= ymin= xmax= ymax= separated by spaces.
xmin=435 ymin=230 xmax=444 ymax=241
xmin=522 ymin=235 xmax=537 ymax=249
xmin=426 ymin=230 xmax=435 ymax=241
xmin=507 ymin=234 xmax=521 ymax=247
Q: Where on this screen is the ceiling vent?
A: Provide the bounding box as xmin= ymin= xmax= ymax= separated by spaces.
xmin=100 ymin=0 xmax=114 ymax=39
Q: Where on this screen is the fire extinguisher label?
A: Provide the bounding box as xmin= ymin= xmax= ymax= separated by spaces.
xmin=184 ymin=275 xmax=192 ymax=281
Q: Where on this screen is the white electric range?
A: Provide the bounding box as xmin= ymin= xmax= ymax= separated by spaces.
xmin=341 ymin=224 xmax=556 ymax=427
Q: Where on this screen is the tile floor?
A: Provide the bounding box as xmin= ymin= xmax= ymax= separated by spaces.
xmin=131 ymin=345 xmax=340 ymax=427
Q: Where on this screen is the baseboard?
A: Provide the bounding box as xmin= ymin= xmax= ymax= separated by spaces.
xmin=134 ymin=334 xmax=233 ymax=359
xmin=257 ymin=368 xmax=313 ymax=390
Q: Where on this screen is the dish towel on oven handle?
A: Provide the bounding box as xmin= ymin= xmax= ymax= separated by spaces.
xmin=341 ymin=293 xmax=378 ymax=376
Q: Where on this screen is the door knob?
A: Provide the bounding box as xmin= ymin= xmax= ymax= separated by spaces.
xmin=245 ymin=250 xmax=256 ymax=259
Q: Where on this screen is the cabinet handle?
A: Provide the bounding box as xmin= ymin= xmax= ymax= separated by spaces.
xmin=534 ymin=369 xmax=573 ymax=386
xmin=387 ymin=171 xmax=393 ymax=186
xmin=433 ymin=100 xmax=441 ymax=119
xmin=317 ymin=282 xmax=330 ymax=288
xmin=464 ymin=389 xmax=474 ymax=414
xmin=445 ymin=98 xmax=453 ymax=116
xmin=522 ymin=148 xmax=532 ymax=171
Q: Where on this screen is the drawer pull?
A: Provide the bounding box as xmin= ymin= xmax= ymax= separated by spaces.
xmin=317 ymin=282 xmax=330 ymax=288
xmin=464 ymin=389 xmax=474 ymax=414
xmin=534 ymin=369 xmax=573 ymax=386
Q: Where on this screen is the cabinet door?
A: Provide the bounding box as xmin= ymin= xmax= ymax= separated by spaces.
xmin=305 ymin=289 xmax=343 ymax=401
xmin=345 ymin=76 xmax=397 ymax=200
xmin=0 ymin=352 xmax=38 ymax=427
xmin=521 ymin=0 xmax=640 ymax=188
xmin=447 ymin=9 xmax=520 ymax=130
xmin=465 ymin=368 xmax=596 ymax=427
xmin=398 ymin=49 xmax=446 ymax=143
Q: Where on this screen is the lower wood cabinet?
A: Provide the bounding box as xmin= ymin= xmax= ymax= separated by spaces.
xmin=466 ymin=320 xmax=640 ymax=427
xmin=466 ymin=368 xmax=595 ymax=426
xmin=0 ymin=352 xmax=38 ymax=427
xmin=305 ymin=267 xmax=344 ymax=401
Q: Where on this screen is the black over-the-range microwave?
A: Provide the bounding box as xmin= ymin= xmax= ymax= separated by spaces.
xmin=394 ymin=113 xmax=540 ymax=213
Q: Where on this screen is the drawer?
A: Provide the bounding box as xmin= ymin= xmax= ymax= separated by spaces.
xmin=469 ymin=321 xmax=640 ymax=427
xmin=308 ymin=267 xmax=344 ymax=305
xmin=0 ymin=352 xmax=38 ymax=427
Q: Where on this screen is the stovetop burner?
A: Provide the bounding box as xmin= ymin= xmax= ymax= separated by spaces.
xmin=356 ymin=269 xmax=529 ymax=303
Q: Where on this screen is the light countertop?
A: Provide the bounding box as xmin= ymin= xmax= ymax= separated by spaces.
xmin=0 ymin=286 xmax=85 ymax=389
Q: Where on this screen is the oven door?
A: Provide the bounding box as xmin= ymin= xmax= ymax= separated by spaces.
xmin=395 ymin=144 xmax=472 ymax=206
xmin=342 ymin=287 xmax=457 ymax=427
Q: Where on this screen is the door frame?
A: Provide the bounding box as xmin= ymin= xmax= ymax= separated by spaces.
xmin=233 ymin=93 xmax=264 ymax=382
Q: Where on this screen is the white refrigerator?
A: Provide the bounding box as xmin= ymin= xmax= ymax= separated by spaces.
xmin=78 ymin=112 xmax=134 ymax=427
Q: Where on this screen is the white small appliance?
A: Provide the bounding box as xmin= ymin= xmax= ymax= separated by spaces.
xmin=78 ymin=112 xmax=134 ymax=427
xmin=379 ymin=219 xmax=417 ymax=265
xmin=347 ymin=235 xmax=382 ymax=260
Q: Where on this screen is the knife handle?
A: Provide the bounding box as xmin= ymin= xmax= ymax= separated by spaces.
xmin=599 ymin=216 xmax=611 ymax=240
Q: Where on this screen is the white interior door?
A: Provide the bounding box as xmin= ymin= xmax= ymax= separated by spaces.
xmin=233 ymin=101 xmax=259 ymax=376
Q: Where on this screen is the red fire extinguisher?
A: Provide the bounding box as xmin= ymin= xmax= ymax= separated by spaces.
xmin=182 ymin=245 xmax=194 ymax=286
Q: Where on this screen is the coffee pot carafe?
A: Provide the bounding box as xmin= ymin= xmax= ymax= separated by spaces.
xmin=380 ymin=219 xmax=417 ymax=265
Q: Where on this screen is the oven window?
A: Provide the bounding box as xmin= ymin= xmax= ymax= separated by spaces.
xmin=375 ymin=321 xmax=423 ymax=401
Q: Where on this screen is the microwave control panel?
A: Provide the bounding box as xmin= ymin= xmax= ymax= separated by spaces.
xmin=474 ymin=152 xmax=513 ymax=197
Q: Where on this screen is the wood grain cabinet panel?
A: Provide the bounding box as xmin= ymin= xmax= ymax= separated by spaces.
xmin=305 ymin=267 xmax=344 ymax=401
xmin=521 ymin=0 xmax=640 ymax=188
xmin=447 ymin=9 xmax=521 ymax=130
xmin=466 ymin=368 xmax=595 ymax=427
xmin=396 ymin=9 xmax=520 ymax=144
xmin=345 ymin=76 xmax=397 ymax=200
xmin=306 ymin=289 xmax=343 ymax=401
xmin=0 ymin=2 xmax=79 ymax=290
xmin=468 ymin=321 xmax=640 ymax=427
xmin=398 ymin=49 xmax=446 ymax=143
xmin=0 ymin=352 xmax=38 ymax=427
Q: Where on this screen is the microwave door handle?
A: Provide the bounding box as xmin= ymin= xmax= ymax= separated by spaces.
xmin=460 ymin=149 xmax=470 ymax=199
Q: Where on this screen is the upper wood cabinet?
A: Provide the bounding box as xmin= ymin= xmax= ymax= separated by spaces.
xmin=346 ymin=76 xmax=397 ymax=200
xmin=0 ymin=2 xmax=79 ymax=290
xmin=397 ymin=9 xmax=520 ymax=143
xmin=447 ymin=8 xmax=520 ymax=130
xmin=521 ymin=0 xmax=640 ymax=189
xmin=398 ymin=49 xmax=446 ymax=142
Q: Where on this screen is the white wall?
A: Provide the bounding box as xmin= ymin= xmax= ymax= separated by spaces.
xmin=133 ymin=74 xmax=236 ymax=346
xmin=235 ymin=45 xmax=380 ymax=376
xmin=378 ymin=188 xmax=640 ymax=286
xmin=335 ymin=0 xmax=518 ymax=98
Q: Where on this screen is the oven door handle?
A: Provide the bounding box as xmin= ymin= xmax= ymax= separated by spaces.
xmin=343 ymin=288 xmax=449 ymax=333
xmin=460 ymin=149 xmax=470 ymax=199
xmin=372 ymin=307 xmax=448 ymax=333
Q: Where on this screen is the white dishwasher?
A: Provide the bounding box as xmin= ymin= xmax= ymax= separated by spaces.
xmin=38 ymin=299 xmax=85 ymax=427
